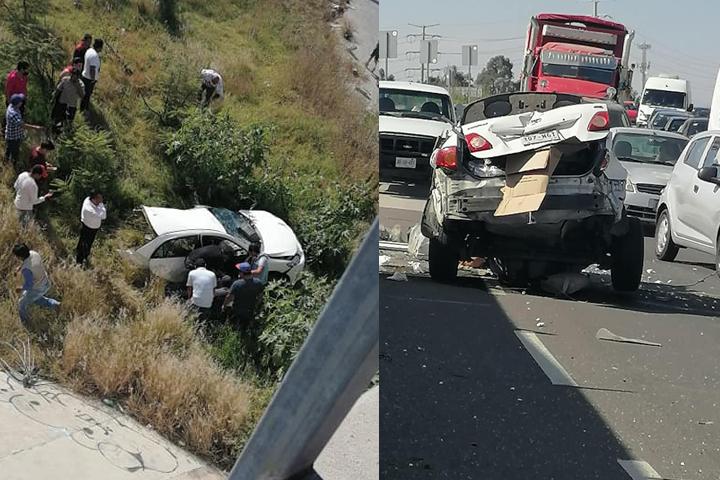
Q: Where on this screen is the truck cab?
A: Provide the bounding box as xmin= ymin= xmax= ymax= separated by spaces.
xmin=521 ymin=14 xmax=634 ymax=102
xmin=637 ymin=76 xmax=692 ymax=127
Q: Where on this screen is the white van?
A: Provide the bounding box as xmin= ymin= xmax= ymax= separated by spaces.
xmin=637 ymin=75 xmax=692 ymax=127
xmin=709 ymin=67 xmax=720 ymax=131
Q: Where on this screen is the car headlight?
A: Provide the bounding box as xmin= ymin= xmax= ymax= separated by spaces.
xmin=625 ymin=179 xmax=635 ymax=192
xmin=286 ymin=252 xmax=301 ymax=268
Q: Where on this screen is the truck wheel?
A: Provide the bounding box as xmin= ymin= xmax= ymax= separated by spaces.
xmin=655 ymin=209 xmax=679 ymax=261
xmin=429 ymin=237 xmax=458 ymax=282
xmin=611 ymin=217 xmax=644 ymax=292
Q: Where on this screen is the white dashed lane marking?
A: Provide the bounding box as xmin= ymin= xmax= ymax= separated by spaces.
xmin=515 ymin=331 xmax=578 ymax=387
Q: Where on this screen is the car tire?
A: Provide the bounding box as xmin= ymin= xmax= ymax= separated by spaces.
xmin=429 ymin=236 xmax=459 ymax=282
xmin=611 ymin=217 xmax=644 ymax=292
xmin=655 ymin=209 xmax=679 ymax=262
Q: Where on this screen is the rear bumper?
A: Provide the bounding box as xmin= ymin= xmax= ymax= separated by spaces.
xmin=625 ymin=191 xmax=659 ymax=224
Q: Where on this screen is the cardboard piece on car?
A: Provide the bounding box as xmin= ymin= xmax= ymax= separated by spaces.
xmin=494 ymin=147 xmax=561 ymax=217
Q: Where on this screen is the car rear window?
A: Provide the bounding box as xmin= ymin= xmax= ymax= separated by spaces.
xmin=462 ymin=92 xmax=583 ymax=125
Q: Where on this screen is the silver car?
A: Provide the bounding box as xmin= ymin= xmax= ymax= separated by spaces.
xmin=608 ymin=128 xmax=688 ymax=225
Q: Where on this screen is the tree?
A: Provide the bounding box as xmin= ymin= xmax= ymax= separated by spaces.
xmin=476 ymin=55 xmax=520 ymax=96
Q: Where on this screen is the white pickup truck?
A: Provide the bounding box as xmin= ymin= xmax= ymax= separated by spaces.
xmin=379 ymin=81 xmax=455 ymax=177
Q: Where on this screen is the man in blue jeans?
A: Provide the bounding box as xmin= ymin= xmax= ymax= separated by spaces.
xmin=12 ymin=244 xmax=60 ymax=325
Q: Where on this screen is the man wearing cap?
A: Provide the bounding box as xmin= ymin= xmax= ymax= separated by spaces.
xmin=222 ymin=262 xmax=264 ymax=325
xmin=5 ymin=93 xmax=26 ymax=166
xmin=186 ymin=258 xmax=217 ymax=320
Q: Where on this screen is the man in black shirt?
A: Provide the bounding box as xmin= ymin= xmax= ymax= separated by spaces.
xmin=222 ymin=262 xmax=264 ymax=325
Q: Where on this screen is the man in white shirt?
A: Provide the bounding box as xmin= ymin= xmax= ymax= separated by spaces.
xmin=14 ymin=165 xmax=52 ymax=227
xmin=80 ymin=38 xmax=103 ymax=111
xmin=76 ymin=191 xmax=107 ymax=266
xmin=200 ymin=68 xmax=224 ymax=107
xmin=186 ymin=258 xmax=217 ymax=320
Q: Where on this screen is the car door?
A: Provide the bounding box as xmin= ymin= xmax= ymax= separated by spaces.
xmin=671 ymin=135 xmax=711 ymax=246
xmin=148 ymin=235 xmax=201 ymax=283
xmin=200 ymin=234 xmax=247 ymax=273
xmin=685 ymin=135 xmax=720 ymax=251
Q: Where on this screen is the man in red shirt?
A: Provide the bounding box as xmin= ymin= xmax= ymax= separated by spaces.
xmin=5 ymin=61 xmax=29 ymax=108
xmin=72 ymin=33 xmax=92 ymax=67
xmin=28 ymin=142 xmax=56 ymax=194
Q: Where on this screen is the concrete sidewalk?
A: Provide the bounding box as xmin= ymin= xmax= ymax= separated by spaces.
xmin=0 ymin=370 xmax=223 ymax=480
xmin=316 ymin=386 xmax=379 ymax=479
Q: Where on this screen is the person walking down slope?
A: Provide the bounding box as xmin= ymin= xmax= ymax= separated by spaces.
xmin=5 ymin=93 xmax=27 ymax=168
xmin=76 ymin=191 xmax=107 ymax=266
xmin=12 ymin=243 xmax=60 ymax=326
xmin=72 ymin=33 xmax=92 ymax=66
xmin=51 ymin=67 xmax=84 ymax=133
xmin=222 ymin=262 xmax=264 ymax=325
xmin=186 ymin=258 xmax=217 ymax=321
xmin=80 ymin=38 xmax=103 ymax=112
xmin=199 ymin=68 xmax=224 ymax=108
xmin=14 ymin=165 xmax=52 ymax=227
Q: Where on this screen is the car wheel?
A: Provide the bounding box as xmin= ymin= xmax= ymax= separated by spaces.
xmin=611 ymin=217 xmax=644 ymax=292
xmin=428 ymin=236 xmax=458 ymax=282
xmin=655 ymin=209 xmax=679 ymax=261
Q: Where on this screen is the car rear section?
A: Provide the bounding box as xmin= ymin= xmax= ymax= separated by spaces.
xmin=423 ymin=92 xmax=642 ymax=290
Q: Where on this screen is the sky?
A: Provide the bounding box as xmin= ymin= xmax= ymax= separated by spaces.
xmin=380 ymin=0 xmax=719 ymax=105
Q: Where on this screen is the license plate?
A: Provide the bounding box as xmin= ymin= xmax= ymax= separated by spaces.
xmin=521 ymin=131 xmax=561 ymax=146
xmin=395 ymin=157 xmax=416 ymax=169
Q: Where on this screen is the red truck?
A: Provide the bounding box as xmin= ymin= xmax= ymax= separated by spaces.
xmin=520 ymin=14 xmax=634 ymax=102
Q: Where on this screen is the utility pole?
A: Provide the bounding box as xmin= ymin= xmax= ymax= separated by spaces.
xmin=592 ymin=0 xmax=599 ymax=16
xmin=408 ymin=23 xmax=440 ymax=82
xmin=638 ymin=42 xmax=651 ymax=89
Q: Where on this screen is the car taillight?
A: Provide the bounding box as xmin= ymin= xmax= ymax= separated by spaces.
xmin=465 ymin=132 xmax=493 ymax=153
xmin=588 ymin=110 xmax=610 ymax=131
xmin=435 ymin=146 xmax=457 ymax=170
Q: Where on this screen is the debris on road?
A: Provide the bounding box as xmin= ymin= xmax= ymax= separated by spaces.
xmin=541 ymin=272 xmax=590 ymax=296
xmin=596 ymin=328 xmax=662 ymax=347
xmin=408 ymin=261 xmax=424 ymax=274
xmin=407 ymin=223 xmax=429 ymax=259
xmin=698 ymin=420 xmax=714 ymax=425
xmin=379 ymin=254 xmax=390 ymax=267
xmin=387 ymin=272 xmax=408 ymax=282
xmin=536 ymin=321 xmax=545 ymax=328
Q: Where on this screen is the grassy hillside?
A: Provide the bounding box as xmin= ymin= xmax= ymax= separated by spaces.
xmin=0 ymin=0 xmax=376 ymax=468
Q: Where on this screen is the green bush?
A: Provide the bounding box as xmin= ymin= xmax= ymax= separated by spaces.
xmin=158 ymin=0 xmax=181 ymax=36
xmin=291 ymin=178 xmax=376 ymax=277
xmin=211 ymin=273 xmax=334 ymax=381
xmin=143 ymin=53 xmax=199 ymax=129
xmin=51 ymin=122 xmax=125 ymax=217
xmin=166 ymin=110 xmax=268 ymax=208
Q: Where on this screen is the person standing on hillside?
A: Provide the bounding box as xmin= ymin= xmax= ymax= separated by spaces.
xmin=28 ymin=142 xmax=56 ymax=194
xmin=4 ymin=61 xmax=29 ymax=114
xmin=76 ymin=191 xmax=106 ymax=266
xmin=186 ymin=258 xmax=217 ymax=320
xmin=12 ymin=243 xmax=60 ymax=326
xmin=247 ymin=242 xmax=270 ymax=285
xmin=80 ymin=38 xmax=103 ymax=111
xmin=199 ymin=68 xmax=224 ymax=107
xmin=51 ymin=67 xmax=84 ymax=133
xmin=222 ymin=262 xmax=264 ymax=325
xmin=72 ymin=33 xmax=92 ymax=66
xmin=14 ymin=165 xmax=52 ymax=226
xmin=5 ymin=93 xmax=26 ymax=167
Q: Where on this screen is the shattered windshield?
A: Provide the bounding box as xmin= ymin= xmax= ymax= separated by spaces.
xmin=210 ymin=208 xmax=260 ymax=244
xmin=612 ymin=133 xmax=688 ymax=165
xmin=379 ymin=88 xmax=452 ymax=122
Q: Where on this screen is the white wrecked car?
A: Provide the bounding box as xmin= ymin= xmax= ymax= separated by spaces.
xmin=422 ymin=92 xmax=643 ymax=291
xmin=125 ymin=206 xmax=305 ymax=284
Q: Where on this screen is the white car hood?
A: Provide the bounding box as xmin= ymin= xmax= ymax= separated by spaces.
xmin=620 ymin=161 xmax=674 ymax=186
xmin=242 ymin=210 xmax=301 ymax=257
xmin=461 ymin=103 xmax=610 ymax=159
xmin=142 ymin=206 xmax=224 ymax=235
xmin=379 ymin=115 xmax=452 ymax=139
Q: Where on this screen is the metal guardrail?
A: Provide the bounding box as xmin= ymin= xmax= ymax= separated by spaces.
xmin=227 ymin=218 xmax=379 ymax=480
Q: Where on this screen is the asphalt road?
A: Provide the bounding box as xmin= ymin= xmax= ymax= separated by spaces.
xmin=379 ymin=175 xmax=720 ymax=479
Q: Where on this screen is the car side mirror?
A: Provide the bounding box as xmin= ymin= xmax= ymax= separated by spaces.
xmin=687 ymin=103 xmax=694 ymax=112
xmin=698 ymin=166 xmax=720 ymax=184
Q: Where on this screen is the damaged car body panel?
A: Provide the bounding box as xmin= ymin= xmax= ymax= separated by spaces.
xmin=423 ymin=92 xmax=643 ymax=290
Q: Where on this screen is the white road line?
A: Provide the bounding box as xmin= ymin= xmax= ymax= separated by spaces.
xmin=515 ymin=331 xmax=578 ymax=387
xmin=617 ymin=459 xmax=662 ymax=480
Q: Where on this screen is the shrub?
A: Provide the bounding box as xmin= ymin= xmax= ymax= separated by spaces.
xmin=143 ymin=53 xmax=199 ymax=128
xmin=51 ymin=122 xmax=125 ymax=217
xmin=166 ymin=110 xmax=267 ymax=208
xmin=158 ymin=0 xmax=181 ymax=36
